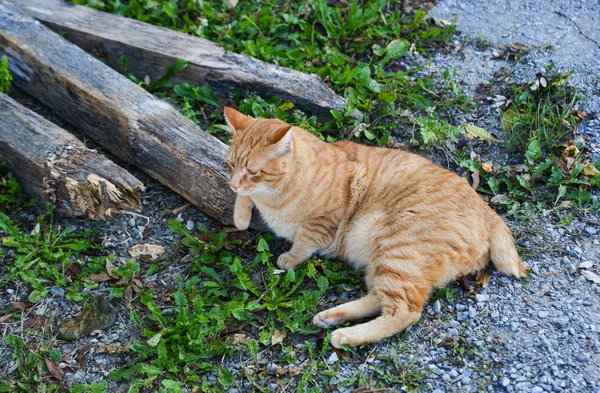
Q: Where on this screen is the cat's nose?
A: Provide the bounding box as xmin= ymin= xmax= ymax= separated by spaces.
xmin=231 ymin=184 xmax=240 ymax=192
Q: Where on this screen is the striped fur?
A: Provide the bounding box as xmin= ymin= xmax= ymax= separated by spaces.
xmin=224 ymin=107 xmax=528 ymax=348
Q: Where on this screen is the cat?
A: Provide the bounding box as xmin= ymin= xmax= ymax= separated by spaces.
xmin=223 ymin=107 xmax=528 ymax=348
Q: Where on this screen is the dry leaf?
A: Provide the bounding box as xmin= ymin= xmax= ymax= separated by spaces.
xmin=582 ymin=162 xmax=600 ymax=177
xmin=464 ymin=124 xmax=499 ymax=142
xmin=77 ymin=344 xmax=92 ymax=366
xmin=562 ymin=144 xmax=580 ymax=159
xmin=128 ymin=244 xmax=165 ymax=262
xmin=582 ymin=271 xmax=600 ymax=284
xmin=481 ymin=162 xmax=493 ymax=173
xmin=88 ymin=272 xmax=112 ymax=283
xmin=227 ymin=333 xmax=249 ymax=345
xmin=471 ymin=170 xmax=481 ymax=190
xmin=475 ymin=271 xmax=491 ymax=288
xmin=271 ymin=329 xmax=288 ymax=346
xmin=124 ymin=285 xmax=133 ymax=303
xmin=45 ymin=358 xmax=64 ymax=380
xmin=106 ymin=257 xmax=118 ymax=278
xmin=0 ymin=313 xmax=15 ymax=324
xmin=97 ymin=342 xmax=130 ymax=354
xmin=9 ymin=301 xmax=30 ymax=310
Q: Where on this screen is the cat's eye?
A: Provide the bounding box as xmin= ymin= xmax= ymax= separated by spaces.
xmin=247 ymin=168 xmax=258 ymax=175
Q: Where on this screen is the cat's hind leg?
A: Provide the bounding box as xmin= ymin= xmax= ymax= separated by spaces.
xmin=313 ymin=293 xmax=381 ymax=329
xmin=329 ymin=265 xmax=429 ymax=348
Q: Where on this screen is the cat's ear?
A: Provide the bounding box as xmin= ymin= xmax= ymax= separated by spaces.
xmin=269 ymin=125 xmax=293 ymax=157
xmin=224 ymin=107 xmax=252 ymax=134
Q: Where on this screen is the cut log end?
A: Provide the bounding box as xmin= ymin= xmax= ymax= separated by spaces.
xmin=44 ymin=144 xmax=144 ymax=220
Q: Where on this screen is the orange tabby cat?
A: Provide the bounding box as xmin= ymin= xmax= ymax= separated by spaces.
xmin=224 ymin=107 xmax=528 ymax=348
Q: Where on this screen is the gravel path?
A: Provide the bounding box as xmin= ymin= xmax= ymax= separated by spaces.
xmin=425 ymin=1 xmax=600 ymax=391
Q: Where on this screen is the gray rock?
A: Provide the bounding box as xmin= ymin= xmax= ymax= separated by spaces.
xmin=433 ymin=299 xmax=442 ymax=314
xmin=502 ymin=377 xmax=511 ymax=387
xmin=50 ymin=286 xmax=65 ymax=298
xmin=538 ymin=310 xmax=550 ymax=318
xmin=327 ymin=352 xmax=339 ymax=364
xmin=449 ymin=369 xmax=459 ymax=378
xmin=476 ymin=294 xmax=490 ymax=302
xmin=584 ymin=226 xmax=598 ymax=236
xmin=469 ymin=306 xmax=477 ymax=318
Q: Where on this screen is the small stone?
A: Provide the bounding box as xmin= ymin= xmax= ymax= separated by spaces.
xmin=50 ymin=286 xmax=65 ymax=298
xmin=449 ymin=369 xmax=459 ymax=378
xmin=433 ymin=300 xmax=441 ymax=314
xmin=186 ymin=220 xmax=194 ymax=231
xmin=129 ymin=217 xmax=136 ymax=227
xmin=266 ymin=363 xmax=276 ymax=374
xmin=531 ymin=387 xmax=544 ymax=393
xmin=476 ymin=294 xmax=489 ymax=302
xmin=468 ymin=306 xmax=477 ymax=319
xmin=584 ymin=226 xmax=598 ymax=236
xmin=327 ymin=352 xmax=339 ymax=364
xmin=522 ymin=318 xmax=538 ymax=327
xmin=538 ymin=310 xmax=550 ymax=318
xmin=162 ymin=308 xmax=174 ymax=316
xmin=27 ymin=214 xmax=35 ymax=222
xmin=463 ymin=376 xmax=472 ymax=384
xmin=432 ymin=390 xmax=444 ymax=393
xmin=554 ymin=316 xmax=570 ymax=327
xmin=502 ymin=377 xmax=511 ymax=387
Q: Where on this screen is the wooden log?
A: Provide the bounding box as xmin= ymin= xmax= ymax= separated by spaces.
xmin=0 ymin=2 xmax=262 ymax=228
xmin=0 ymin=93 xmax=143 ymax=219
xmin=16 ymin=0 xmax=362 ymax=122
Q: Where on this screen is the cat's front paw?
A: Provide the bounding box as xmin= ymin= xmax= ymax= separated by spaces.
xmin=277 ymin=252 xmax=302 ymax=270
xmin=233 ymin=209 xmax=251 ymax=230
xmin=331 ymin=327 xmax=363 ymax=348
xmin=313 ymin=310 xmax=342 ymax=329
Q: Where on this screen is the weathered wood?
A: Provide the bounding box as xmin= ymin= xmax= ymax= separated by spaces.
xmin=0 ymin=2 xmax=263 ymax=228
xmin=16 ymin=0 xmax=362 ymax=122
xmin=0 ymin=93 xmax=143 ymax=219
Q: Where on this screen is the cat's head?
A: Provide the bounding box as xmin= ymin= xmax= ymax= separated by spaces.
xmin=223 ymin=107 xmax=294 ymax=196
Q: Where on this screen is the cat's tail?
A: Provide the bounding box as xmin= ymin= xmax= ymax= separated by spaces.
xmin=489 ymin=217 xmax=529 ymax=278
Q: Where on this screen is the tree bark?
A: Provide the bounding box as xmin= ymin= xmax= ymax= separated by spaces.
xmin=0 ymin=1 xmax=263 ymax=228
xmin=16 ymin=0 xmax=362 ymax=122
xmin=0 ymin=93 xmax=143 ymax=219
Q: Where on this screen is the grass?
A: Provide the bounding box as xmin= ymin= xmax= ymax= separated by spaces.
xmin=73 ymin=0 xmax=472 ymax=146
xmin=0 ymin=204 xmax=104 ymax=303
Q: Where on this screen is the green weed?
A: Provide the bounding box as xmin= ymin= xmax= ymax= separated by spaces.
xmin=501 ymin=66 xmax=579 ymax=152
xmin=0 ymin=167 xmax=33 ymax=212
xmin=73 ymin=0 xmax=469 ymax=146
xmin=0 ymin=204 xmax=103 ymax=302
xmin=0 ymin=55 xmax=11 ymax=94
xmin=107 ymin=220 xmax=358 ymax=391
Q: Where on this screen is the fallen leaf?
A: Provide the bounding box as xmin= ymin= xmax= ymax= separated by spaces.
xmin=271 ymin=329 xmax=287 ymax=346
xmin=65 ymin=263 xmax=81 ymax=278
xmin=464 ymin=124 xmax=499 ymax=142
xmin=106 ymin=257 xmax=118 ymax=279
xmin=45 ymin=358 xmax=64 ymax=380
xmin=475 ymin=271 xmax=491 ymax=288
xmin=24 ymin=315 xmax=50 ymax=330
xmin=582 ymin=271 xmax=600 ymax=284
xmin=471 ymin=170 xmax=481 ymax=190
xmin=9 ymin=301 xmax=30 ymax=310
xmin=147 ymin=332 xmax=162 ymax=347
xmin=573 ymin=109 xmax=587 ymax=120
xmin=481 ymin=162 xmax=493 ymax=173
xmin=77 ymin=344 xmax=92 ymax=366
xmin=227 ymin=333 xmax=249 ymax=345
xmin=562 ymin=144 xmax=580 ymax=159
xmin=97 ymin=342 xmax=131 ymax=354
xmin=272 ymin=269 xmax=285 ymax=275
xmin=0 ymin=312 xmax=15 ymax=324
xmin=582 ymin=162 xmax=600 ymax=177
xmin=88 ymin=272 xmax=112 ymax=283
xmin=128 ymin=244 xmax=166 ymax=262
xmin=124 ymin=285 xmax=133 ymax=303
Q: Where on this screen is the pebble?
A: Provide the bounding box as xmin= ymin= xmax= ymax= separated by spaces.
xmin=476 ymin=294 xmax=489 ymax=302
xmin=468 ymin=306 xmax=477 ymax=318
xmin=538 ymin=310 xmax=550 ymax=318
xmin=584 ymin=226 xmax=598 ymax=235
xmin=327 ymin=352 xmax=339 ymax=364
xmin=554 ymin=316 xmax=570 ymax=327
xmin=186 ymin=220 xmax=194 ymax=231
xmin=449 ymin=369 xmax=459 ymax=378
xmin=433 ymin=300 xmax=441 ymax=314
xmin=50 ymin=286 xmax=65 ymax=298
xmin=502 ymin=377 xmax=511 ymax=387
